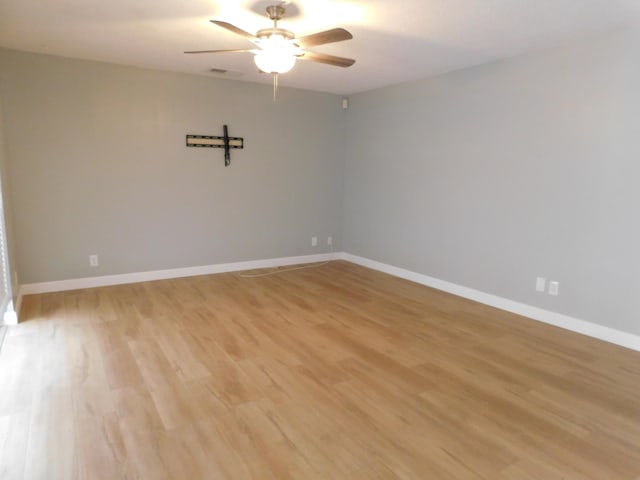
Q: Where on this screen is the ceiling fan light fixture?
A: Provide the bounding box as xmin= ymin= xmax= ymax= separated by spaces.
xmin=253 ymin=37 xmax=297 ymax=73
xmin=187 ymin=4 xmax=355 ymax=93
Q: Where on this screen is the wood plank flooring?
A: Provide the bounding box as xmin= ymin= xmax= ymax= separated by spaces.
xmin=1 ymin=260 xmax=639 ymax=479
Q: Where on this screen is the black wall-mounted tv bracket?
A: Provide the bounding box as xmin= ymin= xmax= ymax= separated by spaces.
xmin=186 ymin=125 xmax=244 ymax=167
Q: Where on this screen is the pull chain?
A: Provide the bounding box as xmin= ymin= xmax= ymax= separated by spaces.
xmin=273 ymin=72 xmax=278 ymax=101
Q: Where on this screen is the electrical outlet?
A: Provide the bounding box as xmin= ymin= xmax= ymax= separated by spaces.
xmin=89 ymin=254 xmax=99 ymax=267
xmin=549 ymin=281 xmax=559 ymax=296
xmin=311 ymin=236 xmax=318 ymax=247
xmin=327 ymin=236 xmax=333 ymax=246
xmin=535 ymin=277 xmax=546 ymax=292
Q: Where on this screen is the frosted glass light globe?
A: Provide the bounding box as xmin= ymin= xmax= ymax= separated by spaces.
xmin=254 ymin=34 xmax=298 ymax=73
xmin=254 ymin=50 xmax=296 ymax=73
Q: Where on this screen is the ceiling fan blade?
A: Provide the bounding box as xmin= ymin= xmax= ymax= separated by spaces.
xmin=299 ymin=51 xmax=355 ymax=68
xmin=295 ymin=28 xmax=353 ymax=48
xmin=210 ymin=20 xmax=259 ymax=42
xmin=184 ymin=49 xmax=255 ymax=54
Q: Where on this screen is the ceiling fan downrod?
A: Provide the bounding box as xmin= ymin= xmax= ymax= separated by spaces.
xmin=266 ymin=5 xmax=285 ymax=27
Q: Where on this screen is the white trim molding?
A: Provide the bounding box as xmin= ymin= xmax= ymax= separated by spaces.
xmin=15 ymin=251 xmax=640 ymax=352
xmin=343 ymin=253 xmax=640 ymax=353
xmin=20 ymin=252 xmax=340 ymax=296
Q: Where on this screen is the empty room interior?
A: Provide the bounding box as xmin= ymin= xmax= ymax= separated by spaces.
xmin=1 ymin=1 xmax=640 ymax=478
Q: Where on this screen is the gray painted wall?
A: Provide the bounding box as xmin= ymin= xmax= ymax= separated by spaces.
xmin=0 ymin=49 xmax=344 ymax=283
xmin=2 ymin=27 xmax=639 ymax=337
xmin=0 ymin=101 xmax=18 ymax=303
xmin=344 ymin=27 xmax=640 ymax=336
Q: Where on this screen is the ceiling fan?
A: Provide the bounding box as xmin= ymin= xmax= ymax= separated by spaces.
xmin=185 ymin=3 xmax=355 ymax=96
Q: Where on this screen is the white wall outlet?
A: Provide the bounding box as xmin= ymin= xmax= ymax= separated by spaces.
xmin=327 ymin=236 xmax=333 ymax=246
xmin=89 ymin=254 xmax=99 ymax=267
xmin=549 ymin=281 xmax=559 ymax=296
xmin=535 ymin=277 xmax=546 ymax=292
xmin=311 ymin=236 xmax=318 ymax=247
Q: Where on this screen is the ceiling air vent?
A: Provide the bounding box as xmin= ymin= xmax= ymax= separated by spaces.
xmin=209 ymin=68 xmax=243 ymax=78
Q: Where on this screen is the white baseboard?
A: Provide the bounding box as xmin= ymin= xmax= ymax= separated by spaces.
xmin=343 ymin=253 xmax=640 ymax=352
xmin=16 ymin=251 xmax=640 ymax=352
xmin=20 ymin=252 xmax=340 ymax=296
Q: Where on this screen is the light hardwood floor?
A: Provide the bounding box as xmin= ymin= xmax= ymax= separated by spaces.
xmin=1 ymin=260 xmax=639 ymax=479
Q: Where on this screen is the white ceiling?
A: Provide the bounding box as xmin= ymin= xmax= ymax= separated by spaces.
xmin=1 ymin=0 xmax=639 ymax=95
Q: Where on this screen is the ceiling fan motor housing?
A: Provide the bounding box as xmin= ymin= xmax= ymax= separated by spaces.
xmin=266 ymin=5 xmax=286 ymax=21
xmin=257 ymin=28 xmax=295 ymax=41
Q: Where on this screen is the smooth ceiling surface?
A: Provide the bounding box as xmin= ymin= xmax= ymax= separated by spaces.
xmin=1 ymin=0 xmax=639 ymax=94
